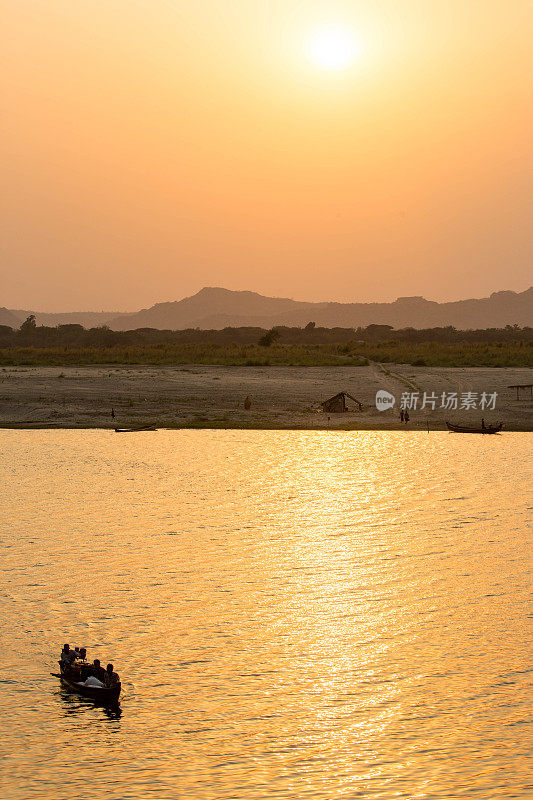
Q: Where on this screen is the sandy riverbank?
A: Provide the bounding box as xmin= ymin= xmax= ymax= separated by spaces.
xmin=0 ymin=364 xmax=531 ymax=431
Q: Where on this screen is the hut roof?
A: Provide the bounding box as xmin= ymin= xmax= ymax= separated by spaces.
xmin=320 ymin=391 xmax=363 ymax=410
xmin=322 ymin=391 xmax=362 ymax=404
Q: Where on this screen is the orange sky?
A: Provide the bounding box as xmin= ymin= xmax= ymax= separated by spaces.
xmin=1 ymin=0 xmax=531 ymax=311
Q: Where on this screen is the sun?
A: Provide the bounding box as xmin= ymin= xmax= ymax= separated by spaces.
xmin=306 ymin=26 xmax=359 ymax=71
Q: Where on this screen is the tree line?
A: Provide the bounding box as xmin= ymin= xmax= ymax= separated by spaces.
xmin=0 ymin=315 xmax=531 ymax=349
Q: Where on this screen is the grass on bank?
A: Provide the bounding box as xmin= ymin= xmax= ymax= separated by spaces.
xmin=0 ymin=341 xmax=531 ymax=367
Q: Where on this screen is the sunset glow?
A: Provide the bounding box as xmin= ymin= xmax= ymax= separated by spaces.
xmin=1 ymin=1 xmax=531 ymax=311
xmin=306 ymin=26 xmax=359 ymax=71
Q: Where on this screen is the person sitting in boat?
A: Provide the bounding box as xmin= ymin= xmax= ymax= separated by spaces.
xmin=91 ymin=659 xmax=107 ymax=683
xmin=60 ymin=644 xmax=76 ymax=667
xmin=78 ymin=647 xmax=87 ymax=662
xmin=104 ymin=663 xmax=120 ymax=687
xmin=69 ymin=660 xmax=82 ymax=680
xmin=80 ymin=662 xmax=91 ymax=681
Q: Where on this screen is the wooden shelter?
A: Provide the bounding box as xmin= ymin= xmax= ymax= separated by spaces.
xmin=320 ymin=391 xmax=363 ymax=413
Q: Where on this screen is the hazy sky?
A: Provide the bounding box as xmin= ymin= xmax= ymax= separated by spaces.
xmin=1 ymin=1 xmax=531 ymax=311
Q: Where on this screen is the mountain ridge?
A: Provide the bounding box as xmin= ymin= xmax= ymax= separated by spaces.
xmin=3 ymin=286 xmax=532 ymax=331
xmin=107 ymin=286 xmax=533 ymax=330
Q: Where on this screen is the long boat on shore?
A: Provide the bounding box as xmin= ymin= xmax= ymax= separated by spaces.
xmin=114 ymin=424 xmax=156 ymax=432
xmin=51 ymin=670 xmax=121 ymax=702
xmin=446 ymin=421 xmax=503 ymax=434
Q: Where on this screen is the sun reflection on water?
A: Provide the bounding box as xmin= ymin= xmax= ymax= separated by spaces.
xmin=0 ymin=430 xmax=530 ymax=799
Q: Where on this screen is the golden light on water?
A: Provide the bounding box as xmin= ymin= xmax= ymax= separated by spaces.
xmin=306 ymin=25 xmax=360 ymax=71
xmin=0 ymin=430 xmax=531 ymax=797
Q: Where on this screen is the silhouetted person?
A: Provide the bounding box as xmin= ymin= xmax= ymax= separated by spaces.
xmin=104 ymin=663 xmax=120 ymax=687
xmin=60 ymin=644 xmax=75 ymax=667
xmin=92 ymin=659 xmax=107 ymax=682
xmin=481 ymin=417 xmax=485 ymax=430
xmin=69 ymin=660 xmax=82 ymax=680
xmin=80 ymin=657 xmax=92 ymax=681
xmin=404 ymin=411 xmax=410 ymax=424
xmin=111 ymin=407 xmax=115 ymax=419
xmin=400 ymin=409 xmax=404 ymax=422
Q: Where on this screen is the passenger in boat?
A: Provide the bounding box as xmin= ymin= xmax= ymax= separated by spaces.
xmin=60 ymin=645 xmax=80 ymax=679
xmin=80 ymin=662 xmax=92 ymax=681
xmin=77 ymin=649 xmax=90 ymax=679
xmin=69 ymin=660 xmax=82 ymax=680
xmin=92 ymin=659 xmax=107 ymax=683
xmin=104 ymin=664 xmax=120 ymax=687
xmin=60 ymin=644 xmax=76 ymax=667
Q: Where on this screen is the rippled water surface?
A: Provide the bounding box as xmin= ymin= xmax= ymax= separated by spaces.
xmin=0 ymin=430 xmax=531 ymax=799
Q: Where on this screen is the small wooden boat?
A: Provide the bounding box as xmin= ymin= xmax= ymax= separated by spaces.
xmin=52 ymin=671 xmax=121 ymax=702
xmin=446 ymin=421 xmax=503 ymax=434
xmin=114 ymin=424 xmax=156 ymax=432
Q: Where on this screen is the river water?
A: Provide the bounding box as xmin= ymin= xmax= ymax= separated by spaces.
xmin=0 ymin=430 xmax=531 ymax=799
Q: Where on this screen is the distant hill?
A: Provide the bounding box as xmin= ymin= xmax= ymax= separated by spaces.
xmin=0 ymin=307 xmax=23 ymax=328
xmin=107 ymin=286 xmax=533 ymax=331
xmin=4 ymin=286 xmax=532 ymax=331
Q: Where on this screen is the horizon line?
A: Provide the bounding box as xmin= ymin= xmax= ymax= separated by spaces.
xmin=5 ymin=283 xmax=532 ymax=316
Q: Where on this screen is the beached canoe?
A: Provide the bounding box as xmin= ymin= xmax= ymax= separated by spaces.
xmin=114 ymin=424 xmax=156 ymax=432
xmin=446 ymin=421 xmax=503 ymax=434
xmin=52 ymin=672 xmax=121 ymax=702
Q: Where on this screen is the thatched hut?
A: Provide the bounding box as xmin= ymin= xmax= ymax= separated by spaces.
xmin=320 ymin=391 xmax=363 ymax=413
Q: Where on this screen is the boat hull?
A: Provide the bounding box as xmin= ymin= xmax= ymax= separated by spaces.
xmin=52 ymin=672 xmax=121 ymax=702
xmin=446 ymin=421 xmax=503 ymax=434
xmin=114 ymin=424 xmax=156 ymax=432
